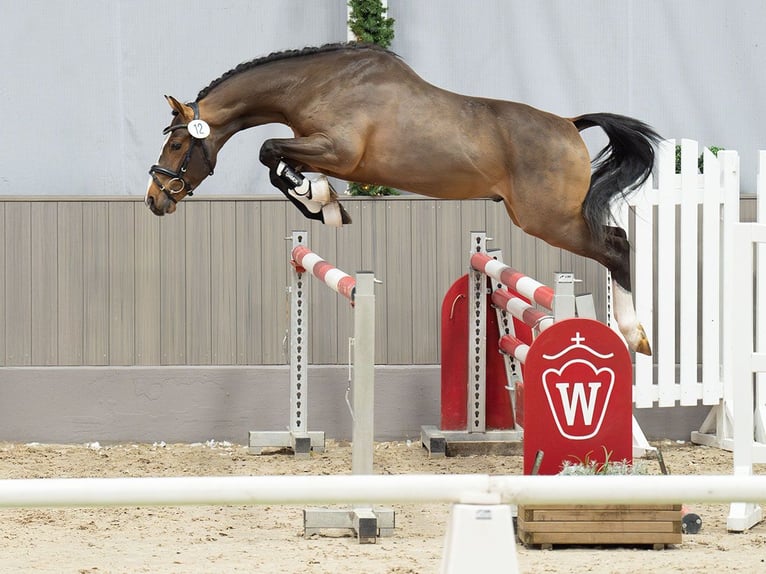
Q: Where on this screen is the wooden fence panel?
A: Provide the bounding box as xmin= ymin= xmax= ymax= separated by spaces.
xmin=411 ymin=200 xmax=439 ymax=364
xmin=3 ymin=193 xmax=750 ymax=372
xmin=385 ymin=201 xmax=414 ymax=364
xmin=432 ymin=202 xmax=464 ymax=358
xmin=701 ymin=149 xmax=724 ymax=406
xmin=185 ymin=202 xmax=212 ymax=365
xmin=159 ymin=209 xmax=186 ymax=365
xmin=30 ymin=203 xmax=58 ymax=365
xmin=57 ymin=203 xmax=84 ymax=365
xmin=234 ymin=200 xmax=262 ymax=365
xmin=260 ymin=201 xmax=288 ymax=364
xmin=134 ymin=204 xmax=161 ymax=365
xmin=83 ymin=202 xmax=109 ymax=365
xmin=0 ymin=203 xmax=4 ymax=365
xmin=4 ymin=203 xmax=32 ymax=365
xmin=210 ymin=202 xmax=237 ymax=365
xmin=360 ymin=199 xmax=389 ymax=365
xmin=107 ymin=202 xmax=134 ymax=365
xmin=656 ymin=141 xmax=679 ymax=407
xmin=678 ymin=139 xmax=700 ymax=406
xmin=435 ymin=201 xmax=464 ymax=301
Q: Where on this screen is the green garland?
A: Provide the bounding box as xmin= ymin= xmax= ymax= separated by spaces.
xmin=347 ymin=0 xmax=395 ymax=48
xmin=346 ymin=0 xmax=398 ymax=196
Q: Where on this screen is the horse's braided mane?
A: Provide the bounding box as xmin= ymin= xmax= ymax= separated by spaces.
xmin=196 ymin=42 xmax=396 ymax=102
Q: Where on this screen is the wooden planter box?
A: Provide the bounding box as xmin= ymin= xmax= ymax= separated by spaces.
xmin=517 ymin=504 xmax=682 ymax=549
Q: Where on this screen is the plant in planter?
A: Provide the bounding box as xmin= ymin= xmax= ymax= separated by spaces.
xmin=346 ymin=0 xmax=399 ymax=197
xmin=517 ymin=448 xmax=681 ymax=549
xmin=558 ymin=447 xmax=648 ymax=476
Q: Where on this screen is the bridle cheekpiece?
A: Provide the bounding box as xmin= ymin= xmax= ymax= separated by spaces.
xmin=149 ymin=102 xmax=215 ymax=202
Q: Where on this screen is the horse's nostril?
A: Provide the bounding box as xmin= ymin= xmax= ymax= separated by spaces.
xmin=145 ymin=195 xmax=165 ymax=216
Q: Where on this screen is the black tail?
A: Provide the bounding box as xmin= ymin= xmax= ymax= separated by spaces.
xmin=573 ymin=113 xmax=661 ymax=243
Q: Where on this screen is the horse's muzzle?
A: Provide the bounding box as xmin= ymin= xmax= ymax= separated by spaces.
xmin=146 ymin=192 xmax=176 ymax=216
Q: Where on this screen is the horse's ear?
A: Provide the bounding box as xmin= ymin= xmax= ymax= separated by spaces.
xmin=164 ymin=95 xmax=194 ymax=121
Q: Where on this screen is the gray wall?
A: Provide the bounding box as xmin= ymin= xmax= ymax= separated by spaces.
xmin=0 ymin=365 xmax=442 ymax=444
xmin=1 ymin=1 xmax=765 ymax=196
xmin=0 ymin=365 xmax=705 ymax=444
xmin=0 ymin=0 xmax=347 ymax=197
xmin=391 ymin=0 xmax=766 ymax=193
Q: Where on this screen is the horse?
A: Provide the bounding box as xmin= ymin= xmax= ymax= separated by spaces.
xmin=146 ymin=42 xmax=660 ymax=355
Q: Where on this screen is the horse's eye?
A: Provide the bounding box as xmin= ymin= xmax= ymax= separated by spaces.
xmin=170 ymin=141 xmax=182 ymax=151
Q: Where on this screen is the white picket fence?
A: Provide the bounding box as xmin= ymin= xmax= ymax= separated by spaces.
xmin=611 ymin=139 xmax=746 ymax=446
xmin=728 ymin=219 xmax=766 ymax=530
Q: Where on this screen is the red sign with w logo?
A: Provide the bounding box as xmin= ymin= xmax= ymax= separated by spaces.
xmin=523 ymin=318 xmax=632 ymax=475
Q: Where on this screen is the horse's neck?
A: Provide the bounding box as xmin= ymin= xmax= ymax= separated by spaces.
xmin=200 ymin=66 xmax=295 ymax=143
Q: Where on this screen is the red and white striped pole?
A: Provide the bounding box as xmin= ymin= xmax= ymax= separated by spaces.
xmin=498 ymin=334 xmax=530 ymax=364
xmin=490 ymin=289 xmax=554 ymax=333
xmin=471 ymin=252 xmax=554 ymax=310
xmin=291 ymin=245 xmax=356 ymax=301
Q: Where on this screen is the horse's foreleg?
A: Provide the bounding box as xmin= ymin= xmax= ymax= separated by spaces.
xmin=265 ymin=170 xmax=333 ymax=223
xmin=259 ymin=137 xmax=352 ymax=226
xmin=272 ymin=163 xmax=349 ymax=226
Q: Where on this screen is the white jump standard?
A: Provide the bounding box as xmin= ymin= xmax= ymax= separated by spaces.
xmin=249 ymin=231 xmax=394 ymax=542
xmin=728 ymin=221 xmax=766 ymax=531
xmin=248 ymin=232 xmax=328 ymax=458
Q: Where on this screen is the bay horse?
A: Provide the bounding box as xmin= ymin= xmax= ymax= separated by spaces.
xmin=146 ymin=43 xmax=659 ymax=355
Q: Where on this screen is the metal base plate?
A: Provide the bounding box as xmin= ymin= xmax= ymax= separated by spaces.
xmin=248 ymin=431 xmax=325 ymax=458
xmin=420 ymin=425 xmax=523 ymax=457
xmin=304 ymin=507 xmax=395 ymax=543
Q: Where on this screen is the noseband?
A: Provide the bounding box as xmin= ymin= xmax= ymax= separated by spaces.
xmin=149 ymin=102 xmax=215 ymax=202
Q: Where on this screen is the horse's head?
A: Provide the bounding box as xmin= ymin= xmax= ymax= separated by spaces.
xmin=146 ymin=96 xmax=217 ymax=216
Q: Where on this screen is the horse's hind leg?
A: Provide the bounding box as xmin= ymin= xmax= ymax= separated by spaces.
xmin=259 ymin=136 xmax=352 ymax=226
xmin=555 ymin=219 xmax=651 ymax=354
xmin=513 ymin=202 xmax=651 ymax=355
xmin=602 ymin=225 xmax=651 ymax=355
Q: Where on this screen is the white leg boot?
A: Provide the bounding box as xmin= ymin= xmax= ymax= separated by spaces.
xmin=277 ymin=162 xmax=344 ymax=227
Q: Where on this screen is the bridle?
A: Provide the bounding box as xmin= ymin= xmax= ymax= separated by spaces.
xmin=149 ymin=102 xmax=215 ymax=201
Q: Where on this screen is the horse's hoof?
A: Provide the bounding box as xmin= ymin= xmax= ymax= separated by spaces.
xmin=634 ymin=324 xmax=652 ymax=356
xmin=340 ymin=203 xmax=352 ymax=224
xmin=321 ymin=202 xmax=343 ymax=227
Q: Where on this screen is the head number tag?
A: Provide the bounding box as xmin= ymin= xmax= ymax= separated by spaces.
xmin=188 ymin=119 xmax=210 ymax=139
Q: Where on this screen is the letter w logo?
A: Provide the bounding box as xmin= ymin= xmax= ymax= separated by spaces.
xmin=542 ymin=360 xmax=615 ymax=440
xmin=555 ymin=382 xmax=601 ymax=426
